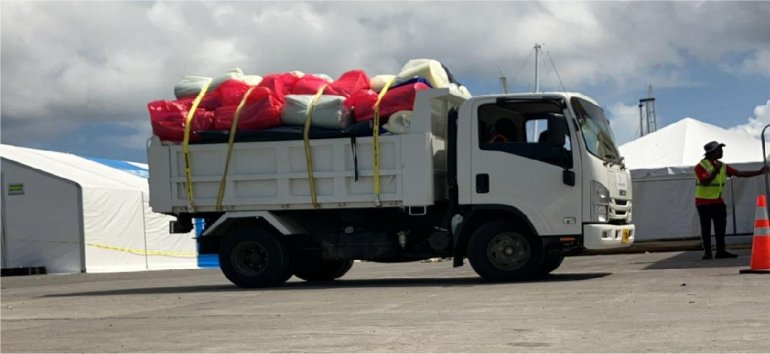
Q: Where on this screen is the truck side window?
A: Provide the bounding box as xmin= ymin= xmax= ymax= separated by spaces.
xmin=487 ymin=118 xmax=517 ymax=143
xmin=525 ymin=118 xmax=571 ymax=151
xmin=478 ymin=102 xmax=573 ymax=169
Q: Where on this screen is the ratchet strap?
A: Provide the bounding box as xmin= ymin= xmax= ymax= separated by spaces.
xmin=182 ymin=79 xmax=212 ymax=212
xmin=215 ymin=86 xmax=256 ymax=211
xmin=304 ymin=84 xmax=328 ymax=208
xmin=350 ymin=136 xmax=359 ymax=181
xmin=372 ymin=77 xmax=395 ymax=206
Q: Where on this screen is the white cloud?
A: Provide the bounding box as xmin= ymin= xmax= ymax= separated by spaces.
xmin=1 ymin=1 xmax=768 ymax=159
xmin=146 ymin=2 xmax=188 ymax=33
xmin=740 ymin=50 xmax=770 ymax=77
xmin=195 ymin=39 xmax=247 ymax=67
xmin=729 ymin=99 xmax=770 ymax=139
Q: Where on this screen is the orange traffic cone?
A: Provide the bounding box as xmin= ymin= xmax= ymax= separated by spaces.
xmin=740 ymin=195 xmax=770 ymax=274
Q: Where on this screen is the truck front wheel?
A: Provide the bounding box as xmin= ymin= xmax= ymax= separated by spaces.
xmin=293 ymin=257 xmax=354 ymax=282
xmin=467 ymin=220 xmax=544 ymax=282
xmin=219 ymin=228 xmax=293 ymax=288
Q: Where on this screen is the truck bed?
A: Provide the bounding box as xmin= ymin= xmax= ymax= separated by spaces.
xmin=148 ymin=89 xmax=466 ymax=214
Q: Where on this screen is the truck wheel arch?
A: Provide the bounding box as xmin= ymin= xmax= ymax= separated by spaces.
xmin=452 ymin=205 xmax=537 ymax=267
xmin=197 ymin=212 xmax=306 ymax=254
xmin=202 ymin=211 xmax=306 ymax=238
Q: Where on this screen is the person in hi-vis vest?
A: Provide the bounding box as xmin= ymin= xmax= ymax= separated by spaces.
xmin=694 ymin=141 xmax=769 ymax=259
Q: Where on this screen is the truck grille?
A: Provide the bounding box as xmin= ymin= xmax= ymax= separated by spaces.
xmin=609 ymin=198 xmax=631 ymax=222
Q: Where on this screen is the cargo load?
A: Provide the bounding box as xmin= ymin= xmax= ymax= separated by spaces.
xmin=147 ymin=59 xmax=470 ymax=144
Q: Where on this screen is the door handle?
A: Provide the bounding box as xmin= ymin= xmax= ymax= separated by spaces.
xmin=476 ymin=174 xmax=489 ymax=194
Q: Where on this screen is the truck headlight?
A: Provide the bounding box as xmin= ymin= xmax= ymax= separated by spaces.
xmin=591 ymin=181 xmax=610 ymax=222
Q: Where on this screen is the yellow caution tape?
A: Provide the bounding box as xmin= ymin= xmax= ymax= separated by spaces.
xmin=182 ymin=79 xmax=213 ymax=212
xmin=86 ymin=242 xmax=197 ymax=258
xmin=372 ymin=77 xmax=395 ymax=206
xmin=304 ymin=84 xmax=328 ymax=208
xmin=216 ymin=86 xmax=256 ymax=211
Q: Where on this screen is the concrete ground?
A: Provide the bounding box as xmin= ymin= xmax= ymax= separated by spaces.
xmin=2 ymin=249 xmax=769 ymax=353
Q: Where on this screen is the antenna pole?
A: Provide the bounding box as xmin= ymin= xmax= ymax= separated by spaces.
xmin=638 ymin=103 xmax=644 ymax=137
xmin=534 ymin=43 xmax=541 ymax=93
xmin=498 ymin=67 xmax=509 ymax=94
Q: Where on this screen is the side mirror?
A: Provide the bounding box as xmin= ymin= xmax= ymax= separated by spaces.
xmin=563 ymin=169 xmax=575 ymax=186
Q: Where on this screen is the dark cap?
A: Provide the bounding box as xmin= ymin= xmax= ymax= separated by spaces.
xmin=703 ymin=141 xmax=725 ymax=155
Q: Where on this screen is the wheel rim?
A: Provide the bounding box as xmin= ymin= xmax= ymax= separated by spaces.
xmin=231 ymin=241 xmax=268 ymax=277
xmin=486 ymin=232 xmax=530 ymax=270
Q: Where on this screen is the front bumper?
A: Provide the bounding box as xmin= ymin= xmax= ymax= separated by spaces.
xmin=583 ymin=224 xmax=635 ymax=250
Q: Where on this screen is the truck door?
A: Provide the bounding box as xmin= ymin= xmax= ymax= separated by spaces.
xmin=469 ymin=98 xmax=582 ymax=236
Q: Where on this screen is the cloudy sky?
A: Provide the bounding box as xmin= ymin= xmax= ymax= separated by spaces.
xmin=2 ymin=1 xmax=769 ymax=162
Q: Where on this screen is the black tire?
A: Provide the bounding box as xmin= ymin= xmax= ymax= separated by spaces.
xmin=293 ymin=257 xmax=354 ymax=282
xmin=467 ymin=220 xmax=544 ymax=282
xmin=274 ymin=241 xmax=296 ymax=284
xmin=219 ymin=227 xmax=293 ymax=288
xmin=538 ymin=255 xmax=564 ymax=276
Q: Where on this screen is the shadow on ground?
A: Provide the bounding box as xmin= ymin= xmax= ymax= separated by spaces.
xmin=642 ymin=250 xmax=750 ymax=270
xmin=44 ymin=272 xmax=612 ymax=297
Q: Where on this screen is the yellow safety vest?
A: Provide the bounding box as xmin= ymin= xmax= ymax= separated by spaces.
xmin=695 ymin=159 xmax=726 ymax=199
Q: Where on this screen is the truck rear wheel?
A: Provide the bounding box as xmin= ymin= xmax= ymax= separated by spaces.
xmin=219 ymin=228 xmax=293 ymax=288
xmin=293 ymin=257 xmax=354 ymax=282
xmin=538 ymin=255 xmax=564 ymax=276
xmin=467 ymin=220 xmax=544 ymax=282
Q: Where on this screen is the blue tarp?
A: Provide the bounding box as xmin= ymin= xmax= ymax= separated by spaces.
xmin=83 ymin=157 xmax=149 ymax=179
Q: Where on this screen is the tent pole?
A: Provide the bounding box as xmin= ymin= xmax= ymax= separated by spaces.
xmin=1 ymin=171 xmax=7 ymax=269
xmin=76 ymin=186 xmax=86 ymax=273
xmin=141 ymin=193 xmax=149 ymax=271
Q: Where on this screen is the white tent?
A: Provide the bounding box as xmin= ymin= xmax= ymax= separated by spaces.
xmin=619 ymin=118 xmax=768 ymax=241
xmin=1 ymin=144 xmax=198 ymax=274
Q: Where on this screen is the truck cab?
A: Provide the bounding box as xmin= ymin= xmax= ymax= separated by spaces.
xmin=451 ymin=92 xmax=633 ymax=280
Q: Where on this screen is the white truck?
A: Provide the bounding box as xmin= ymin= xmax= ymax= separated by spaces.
xmin=148 ymin=88 xmax=634 ymax=288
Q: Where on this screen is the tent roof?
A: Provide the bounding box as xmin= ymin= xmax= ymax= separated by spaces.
xmin=83 ymin=157 xmax=149 ymax=178
xmin=0 ymin=144 xmax=148 ymax=190
xmin=619 ymin=118 xmax=766 ymax=170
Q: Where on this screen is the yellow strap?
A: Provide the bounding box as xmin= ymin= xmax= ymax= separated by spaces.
xmin=182 ymin=79 xmax=212 ymax=212
xmin=304 ymin=85 xmax=328 ymax=208
xmin=372 ymin=77 xmax=395 ymax=206
xmin=216 ymin=86 xmax=256 ymax=211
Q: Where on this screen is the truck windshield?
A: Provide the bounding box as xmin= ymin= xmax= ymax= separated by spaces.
xmin=571 ymin=98 xmax=621 ymax=164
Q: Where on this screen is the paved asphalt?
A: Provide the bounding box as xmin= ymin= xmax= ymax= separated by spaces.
xmin=2 ymin=249 xmax=769 ymax=352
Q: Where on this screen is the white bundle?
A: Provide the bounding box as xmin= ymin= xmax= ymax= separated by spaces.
xmin=281 ymin=95 xmax=352 ymax=129
xmin=450 ymin=84 xmax=472 ymax=98
xmin=173 ymin=68 xmax=250 ymax=99
xmin=314 ymin=73 xmax=334 ymax=82
xmin=370 ymin=74 xmax=396 ymax=93
xmin=243 ymin=75 xmax=263 ymax=86
xmin=383 ymin=110 xmax=412 ymax=134
xmin=396 ymin=59 xmax=450 ymax=89
xmin=395 ymin=59 xmax=472 ymax=97
xmin=174 ymin=76 xmax=212 ymax=99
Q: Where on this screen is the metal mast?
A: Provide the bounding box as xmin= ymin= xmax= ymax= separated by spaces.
xmin=638 ymin=83 xmax=657 ymax=136
xmin=499 ymin=67 xmax=509 ymax=94
xmin=534 ymin=43 xmax=542 ymax=93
